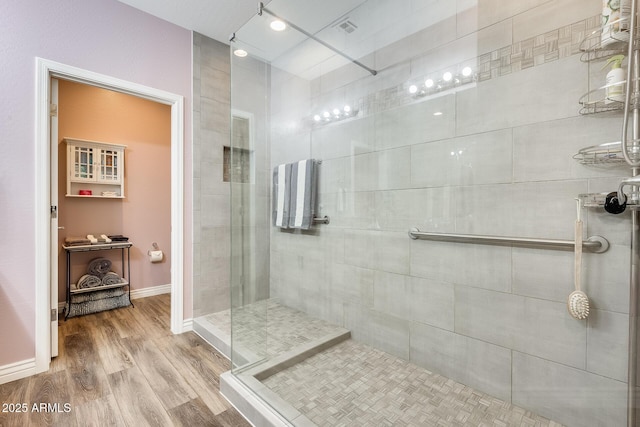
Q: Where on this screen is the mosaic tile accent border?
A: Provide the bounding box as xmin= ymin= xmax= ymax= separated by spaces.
xmin=309 ymin=15 xmax=601 ymax=125
xmin=477 ymin=15 xmax=600 ymax=81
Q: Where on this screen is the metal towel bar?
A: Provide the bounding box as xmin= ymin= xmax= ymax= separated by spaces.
xmin=408 ymin=228 xmax=609 ymax=253
xmin=313 ymin=216 xmax=330 ymax=225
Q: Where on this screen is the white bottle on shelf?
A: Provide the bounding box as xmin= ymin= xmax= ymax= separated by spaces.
xmin=601 ymin=0 xmax=631 ymax=47
xmin=603 ymin=54 xmax=626 ymax=104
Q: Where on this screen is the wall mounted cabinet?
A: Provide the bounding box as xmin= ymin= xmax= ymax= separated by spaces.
xmin=64 ymin=138 xmax=126 ymax=198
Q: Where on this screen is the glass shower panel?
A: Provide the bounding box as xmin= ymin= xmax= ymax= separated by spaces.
xmin=230 ymin=49 xmax=270 ymax=372
xmin=229 ymin=0 xmax=634 ymax=426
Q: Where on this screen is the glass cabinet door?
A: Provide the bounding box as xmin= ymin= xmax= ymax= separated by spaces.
xmin=99 ymin=149 xmax=121 ymax=183
xmin=72 ymin=145 xmax=95 ymax=181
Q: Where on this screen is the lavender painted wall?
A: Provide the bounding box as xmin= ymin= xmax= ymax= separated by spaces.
xmin=0 ymin=0 xmax=192 ymax=367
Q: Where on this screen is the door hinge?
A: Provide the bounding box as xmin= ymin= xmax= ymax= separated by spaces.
xmin=51 ymin=308 xmax=57 ymax=321
xmin=49 ymin=103 xmax=58 ymax=117
xmin=50 ymin=205 xmax=57 ymax=219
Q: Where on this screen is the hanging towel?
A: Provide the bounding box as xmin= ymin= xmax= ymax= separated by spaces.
xmin=288 ymin=159 xmax=318 ymax=230
xmin=272 ymin=163 xmax=292 ymax=228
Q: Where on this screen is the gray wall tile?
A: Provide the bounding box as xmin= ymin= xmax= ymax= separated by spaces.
xmin=375 ymin=95 xmax=456 ymax=150
xmin=513 ymin=116 xmax=625 ymax=183
xmin=411 ymin=129 xmax=513 ymax=187
xmin=193 ymin=34 xmax=232 ymax=318
xmin=344 ymin=303 xmax=411 ymax=360
xmin=587 ymin=309 xmax=629 ymax=382
xmin=410 ymin=240 xmax=512 ymax=292
xmin=585 ymin=244 xmax=631 ymax=314
xmin=513 ymin=0 xmax=601 ymax=43
xmin=410 ymin=322 xmax=512 ymax=401
xmin=456 ymin=56 xmax=584 ymax=136
xmin=455 ymin=286 xmax=587 ymax=368
xmin=409 ymin=276 xmax=455 ymax=331
xmin=513 ymin=352 xmax=627 ymax=427
xmin=512 ymin=248 xmax=573 ymax=302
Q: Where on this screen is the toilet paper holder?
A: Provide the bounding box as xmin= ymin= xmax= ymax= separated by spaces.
xmin=147 ymin=242 xmax=160 ymax=255
xmin=148 ymin=242 xmax=164 ymax=263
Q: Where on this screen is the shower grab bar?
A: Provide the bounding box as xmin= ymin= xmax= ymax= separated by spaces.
xmin=408 ymin=228 xmax=609 ymax=253
xmin=257 ymin=2 xmax=378 ymax=76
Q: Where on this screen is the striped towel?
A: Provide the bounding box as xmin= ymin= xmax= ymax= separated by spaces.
xmin=288 ymin=159 xmax=318 ymax=230
xmin=272 ymin=159 xmax=319 ymax=230
xmin=273 ymin=163 xmax=292 ymax=228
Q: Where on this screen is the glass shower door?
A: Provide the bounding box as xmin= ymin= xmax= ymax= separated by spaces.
xmin=227 ymin=1 xmax=635 ymax=426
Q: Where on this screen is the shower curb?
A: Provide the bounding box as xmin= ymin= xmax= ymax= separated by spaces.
xmin=248 ymin=330 xmax=351 ymax=380
xmin=221 ymin=329 xmax=351 ymax=427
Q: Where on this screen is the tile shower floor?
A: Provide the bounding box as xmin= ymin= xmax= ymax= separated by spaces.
xmin=204 ymin=302 xmax=563 ymax=426
xmin=263 ymin=339 xmax=564 ymax=427
xmin=203 ymin=299 xmax=348 ymax=361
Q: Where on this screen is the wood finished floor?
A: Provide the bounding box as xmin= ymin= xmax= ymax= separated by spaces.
xmin=0 ymin=294 xmax=250 ymax=427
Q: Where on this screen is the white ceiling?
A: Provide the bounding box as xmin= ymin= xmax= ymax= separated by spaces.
xmin=117 ymin=0 xmax=269 ymax=44
xmin=117 ymin=0 xmax=456 ymax=80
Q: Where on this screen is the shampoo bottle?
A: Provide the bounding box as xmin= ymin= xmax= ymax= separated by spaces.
xmin=603 ymin=54 xmax=626 ymax=104
xmin=602 ymin=0 xmax=631 ymax=46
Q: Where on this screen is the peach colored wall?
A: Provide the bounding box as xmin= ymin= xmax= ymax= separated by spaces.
xmin=57 ymin=80 xmax=171 ymax=303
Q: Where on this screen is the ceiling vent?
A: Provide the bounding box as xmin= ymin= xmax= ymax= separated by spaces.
xmin=334 ymin=18 xmax=358 ymax=34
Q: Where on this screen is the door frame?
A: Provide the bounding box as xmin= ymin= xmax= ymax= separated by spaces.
xmin=34 ymin=58 xmax=185 ymax=373
xmin=49 ymin=77 xmax=59 ymax=358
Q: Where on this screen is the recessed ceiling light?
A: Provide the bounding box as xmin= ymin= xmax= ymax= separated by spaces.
xmin=270 ymin=20 xmax=286 ymax=31
xmin=313 ymin=114 xmax=321 ymax=122
xmin=443 ymin=71 xmax=453 ymax=82
xmin=409 ymin=85 xmax=418 ymax=94
xmin=425 ymin=78 xmax=434 ymax=88
xmin=233 ymin=49 xmax=248 ymax=57
xmin=462 ymin=66 xmax=473 ymax=77
xmin=433 ymin=111 xmax=443 ymax=116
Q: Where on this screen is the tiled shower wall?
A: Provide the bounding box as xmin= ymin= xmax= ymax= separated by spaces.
xmin=194 ymin=32 xmax=272 ymax=319
xmin=193 ymin=34 xmax=232 ymax=317
xmin=268 ymin=0 xmax=635 ymax=425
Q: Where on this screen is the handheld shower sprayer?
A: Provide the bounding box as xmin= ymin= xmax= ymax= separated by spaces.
xmin=604 ymin=175 xmax=640 ymax=214
xmin=605 ymin=191 xmax=628 ymax=214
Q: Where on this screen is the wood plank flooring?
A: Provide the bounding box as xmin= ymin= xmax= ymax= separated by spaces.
xmin=0 ymin=294 xmax=250 ymax=427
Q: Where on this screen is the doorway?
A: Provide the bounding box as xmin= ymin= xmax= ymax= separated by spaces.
xmin=35 ymin=58 xmax=185 ymax=373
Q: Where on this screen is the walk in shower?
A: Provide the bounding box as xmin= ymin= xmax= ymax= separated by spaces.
xmin=201 ymin=0 xmax=640 ymax=425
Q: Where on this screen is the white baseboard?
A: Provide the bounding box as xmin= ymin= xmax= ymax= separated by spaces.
xmin=182 ymin=318 xmax=193 ymax=331
xmin=0 ymin=358 xmax=36 ymax=385
xmin=131 ymin=283 xmax=171 ymax=300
